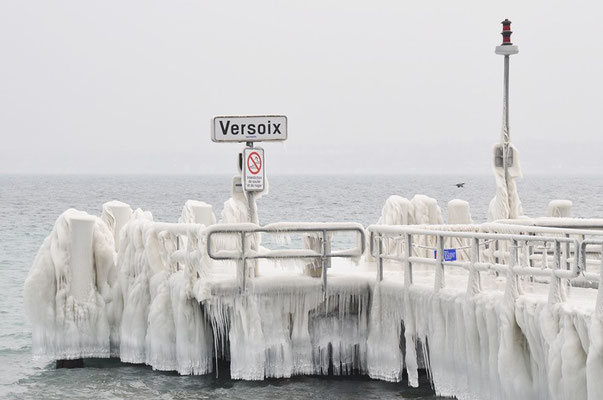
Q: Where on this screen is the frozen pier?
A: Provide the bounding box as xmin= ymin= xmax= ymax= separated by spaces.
xmin=23 ymin=197 xmax=603 ymax=400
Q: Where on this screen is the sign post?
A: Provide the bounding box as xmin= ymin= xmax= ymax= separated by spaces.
xmin=211 ymin=115 xmax=287 ymax=224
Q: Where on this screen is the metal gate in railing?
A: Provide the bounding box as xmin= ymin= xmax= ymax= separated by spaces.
xmin=205 ymin=222 xmax=366 ymax=292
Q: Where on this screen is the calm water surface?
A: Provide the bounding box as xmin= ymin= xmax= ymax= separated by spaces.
xmin=2 ymin=174 xmax=603 ymax=399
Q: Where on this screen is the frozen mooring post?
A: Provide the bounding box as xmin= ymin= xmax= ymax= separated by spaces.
xmin=23 ymin=22 xmax=603 ymax=400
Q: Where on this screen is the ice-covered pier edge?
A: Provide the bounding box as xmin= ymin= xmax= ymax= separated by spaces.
xmin=24 ymin=196 xmax=603 ymax=400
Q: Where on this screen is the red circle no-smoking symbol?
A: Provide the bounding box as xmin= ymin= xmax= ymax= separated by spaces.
xmin=246 ymin=151 xmax=262 ymax=175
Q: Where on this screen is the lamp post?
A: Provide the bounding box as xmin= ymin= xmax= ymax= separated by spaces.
xmin=495 ymin=19 xmax=519 ymax=216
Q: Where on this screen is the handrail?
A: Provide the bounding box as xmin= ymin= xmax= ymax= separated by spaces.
xmin=368 ymin=224 xmax=580 ymax=303
xmin=206 ymin=222 xmax=366 ymax=292
xmin=580 ymin=239 xmax=603 ymax=317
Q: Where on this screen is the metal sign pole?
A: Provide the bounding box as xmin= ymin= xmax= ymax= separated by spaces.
xmin=245 ymin=141 xmax=258 ymax=224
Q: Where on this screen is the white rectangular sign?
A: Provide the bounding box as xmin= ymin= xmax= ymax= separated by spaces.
xmin=243 ymin=147 xmax=265 ymax=191
xmin=212 ymin=115 xmax=287 ymax=142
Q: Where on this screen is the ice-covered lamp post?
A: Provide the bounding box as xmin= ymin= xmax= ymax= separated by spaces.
xmin=489 ymin=19 xmax=523 ymax=221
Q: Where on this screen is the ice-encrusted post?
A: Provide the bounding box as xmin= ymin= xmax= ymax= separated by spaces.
xmin=321 ymin=229 xmax=330 ymax=294
xmin=70 ymin=215 xmax=96 ymax=302
xmin=434 ymin=235 xmax=445 ymax=291
xmin=376 ymin=234 xmax=383 ymax=282
xmin=404 ymin=233 xmax=413 ymax=286
xmin=596 ymin=254 xmax=603 ymax=318
xmin=504 ymin=239 xmax=521 ymax=302
xmin=102 ymin=201 xmax=132 ymax=250
xmin=467 ymin=237 xmax=482 ymax=296
xmin=57 ymin=215 xmax=96 ymax=369
xmin=548 ymin=240 xmax=566 ymax=304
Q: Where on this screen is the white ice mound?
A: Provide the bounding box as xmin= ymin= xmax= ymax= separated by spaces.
xmin=24 ymin=209 xmax=118 ymax=360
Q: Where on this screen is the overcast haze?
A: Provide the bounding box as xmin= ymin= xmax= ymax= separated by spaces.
xmin=1 ymin=1 xmax=602 ymax=175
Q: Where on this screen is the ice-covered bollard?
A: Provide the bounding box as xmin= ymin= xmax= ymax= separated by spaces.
xmin=547 ymin=200 xmax=572 ymax=218
xmin=70 ymin=215 xmax=96 ymax=302
xmin=102 ymin=200 xmax=133 ymax=250
xmin=179 ymin=200 xmax=217 ymax=225
xmin=191 ymin=203 xmax=216 ymax=225
xmin=24 ymin=209 xmax=117 ymax=363
xmin=447 ymin=199 xmax=473 ymax=224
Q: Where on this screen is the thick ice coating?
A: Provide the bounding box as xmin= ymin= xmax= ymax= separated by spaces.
xmin=488 ymin=144 xmax=524 ymax=221
xmin=23 ymin=196 xmax=603 ymax=400
xmin=24 ymin=209 xmax=118 ymax=360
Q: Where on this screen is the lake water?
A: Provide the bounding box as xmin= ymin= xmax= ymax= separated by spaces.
xmin=2 ymin=174 xmax=602 ymax=399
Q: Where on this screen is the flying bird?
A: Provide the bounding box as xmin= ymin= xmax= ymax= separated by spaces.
xmin=455 ymin=183 xmax=465 ymax=188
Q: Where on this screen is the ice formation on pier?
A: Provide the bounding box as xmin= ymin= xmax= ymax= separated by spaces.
xmin=23 ymin=194 xmax=603 ymax=400
xmin=24 ymin=209 xmax=118 ymax=360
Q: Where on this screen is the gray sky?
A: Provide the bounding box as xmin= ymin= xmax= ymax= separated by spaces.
xmin=1 ymin=1 xmax=602 ymax=175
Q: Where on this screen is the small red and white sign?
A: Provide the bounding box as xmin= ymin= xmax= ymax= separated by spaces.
xmin=243 ymin=147 xmax=265 ymax=191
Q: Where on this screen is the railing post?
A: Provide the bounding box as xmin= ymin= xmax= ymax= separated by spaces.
xmin=321 ymin=230 xmax=329 ymax=293
xmin=467 ymin=237 xmax=481 ymax=296
xmin=238 ymin=232 xmax=247 ymax=292
xmin=596 ymin=246 xmax=603 ymax=318
xmin=564 ymin=233 xmax=571 ymax=270
xmin=504 ymin=239 xmax=521 ymax=302
xmin=435 ymin=235 xmax=445 ymax=291
xmin=404 ymin=233 xmax=413 ymax=287
xmin=548 ymin=240 xmax=566 ymax=304
xmin=377 ymin=234 xmax=383 ymax=282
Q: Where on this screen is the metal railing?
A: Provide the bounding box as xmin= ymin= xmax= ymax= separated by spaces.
xmin=205 ymin=222 xmax=366 ymax=292
xmin=368 ymin=225 xmax=581 ymax=303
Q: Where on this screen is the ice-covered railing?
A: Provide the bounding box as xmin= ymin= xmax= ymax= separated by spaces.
xmin=581 ymin=239 xmax=603 ymax=316
xmin=379 ymin=222 xmax=603 ymax=274
xmin=205 ymin=222 xmax=366 ymax=292
xmin=368 ymin=225 xmax=582 ymax=303
xmin=498 ymin=217 xmax=603 ymax=230
xmin=148 ymin=222 xmax=207 ymax=274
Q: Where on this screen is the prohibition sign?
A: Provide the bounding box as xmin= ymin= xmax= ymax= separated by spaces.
xmin=246 ymin=151 xmax=262 ymax=175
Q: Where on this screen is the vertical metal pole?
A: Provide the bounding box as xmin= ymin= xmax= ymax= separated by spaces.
xmin=404 ymin=233 xmax=413 ymax=287
xmin=245 ymin=142 xmax=258 ymax=225
xmin=321 ymin=230 xmax=328 ymax=294
xmin=495 ymin=20 xmax=519 ymax=219
xmin=595 ymin=247 xmax=603 ymax=319
xmin=467 ymin=237 xmax=481 ymax=296
xmin=435 ymin=235 xmax=445 ymax=291
xmin=549 ymin=240 xmax=566 ymax=304
xmin=564 ymin=234 xmax=571 ymax=270
xmin=176 ymin=235 xmax=180 ymax=271
xmin=504 ymin=239 xmax=520 ymax=302
xmin=501 ymin=54 xmax=513 ymax=218
xmin=377 ymin=234 xmax=383 ymax=282
xmin=502 ymin=54 xmax=510 ymax=177
xmin=239 ymin=232 xmax=246 ymax=291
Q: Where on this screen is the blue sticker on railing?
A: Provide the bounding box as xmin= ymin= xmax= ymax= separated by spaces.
xmin=434 ymin=249 xmax=457 ymax=261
